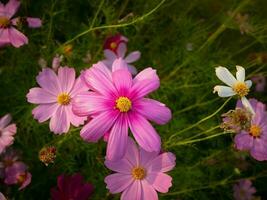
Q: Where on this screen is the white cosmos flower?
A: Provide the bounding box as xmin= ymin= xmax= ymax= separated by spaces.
xmin=213 ymin=65 xmax=254 ymax=114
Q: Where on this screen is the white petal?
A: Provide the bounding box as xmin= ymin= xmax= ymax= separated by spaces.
xmin=245 ymin=80 xmax=252 ymax=88
xmin=241 ymin=97 xmax=255 ymax=115
xmin=215 ymin=66 xmax=237 ymax=87
xmin=236 ymin=65 xmax=245 ymax=82
xmin=213 ymin=85 xmax=235 ymax=97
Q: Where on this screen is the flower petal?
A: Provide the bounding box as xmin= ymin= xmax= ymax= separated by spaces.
xmin=215 ymin=66 xmax=237 ymax=87
xmin=65 ymin=105 xmax=86 ymax=127
xmin=111 ymin=58 xmax=128 ymax=72
xmin=58 ymin=67 xmax=75 ymax=93
xmin=105 ymin=158 xmax=132 ymax=174
xmin=8 ymin=27 xmax=28 ymax=48
xmin=140 ymin=148 xmax=158 ymax=168
xmin=49 ymin=106 xmax=70 ymax=134
xmin=135 ymin=98 xmax=172 ymax=125
xmin=26 ymin=17 xmax=42 ymax=28
xmin=250 ymin=138 xmax=267 ymax=161
xmin=128 ymin=113 xmax=161 ymax=152
xmin=146 ymin=152 xmax=176 ymax=172
xmin=104 ymin=49 xmax=116 ymax=61
xmin=125 ymin=51 xmax=141 ymax=63
xmin=236 ymin=65 xmax=246 ymax=82
xmin=213 ymin=85 xmax=235 ymax=97
xmin=146 ymin=172 xmax=172 ymax=193
xmin=141 ymin=180 xmax=159 ymax=200
xmin=0 ymin=28 xmax=10 ymax=44
xmin=80 ymin=110 xmax=119 ymax=142
xmin=69 ymin=76 xmax=88 ymax=97
xmin=106 ymin=115 xmax=129 ymax=161
xmin=112 ymin=69 xmax=132 ymax=95
xmin=0 ymin=114 xmax=11 ymax=129
xmin=245 ymin=80 xmax=252 ymax=88
xmin=124 ymin=137 xmax=140 ymax=166
xmin=127 ymin=64 xmax=138 ymax=75
xmin=4 ymin=0 xmax=20 ymax=18
xmin=234 ymin=131 xmax=253 ymax=150
xmin=105 ymin=173 xmax=133 ymax=193
xmin=121 ymin=180 xmax=142 ymax=200
xmin=36 ymin=68 xmax=61 ymax=95
xmin=241 ymin=97 xmax=255 ymax=115
xmin=32 ymin=103 xmax=59 ymax=123
xmin=27 ymin=88 xmax=57 ymax=104
xmin=117 ymin=43 xmax=127 ymax=58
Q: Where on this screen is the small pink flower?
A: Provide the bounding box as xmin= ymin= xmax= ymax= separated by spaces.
xmin=102 ymin=34 xmax=140 ymax=75
xmin=50 ymin=173 xmax=94 ymax=200
xmin=105 ymin=137 xmax=176 ymax=200
xmin=73 ymin=60 xmax=172 ymax=160
xmin=0 ymin=114 xmax=16 ymax=154
xmin=233 ymin=179 xmax=256 ymax=200
xmin=27 ymin=67 xmax=88 ymax=134
xmin=0 ymin=0 xmax=42 ymax=48
xmin=251 ymin=75 xmax=266 ymax=92
xmin=234 ymin=99 xmax=267 ymax=161
xmin=4 ymin=161 xmax=32 ymax=190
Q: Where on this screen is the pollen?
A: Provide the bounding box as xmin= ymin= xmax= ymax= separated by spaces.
xmin=233 ymin=82 xmax=249 ymax=97
xmin=0 ymin=17 xmax=10 ymax=28
xmin=17 ymin=173 xmax=27 ymax=184
xmin=115 ymin=97 xmax=132 ymax=112
xmin=249 ymin=124 xmax=261 ymax=138
xmin=110 ymin=42 xmax=117 ymax=50
xmin=131 ymin=167 xmax=146 ymax=180
xmin=57 ymin=93 xmax=71 ymax=105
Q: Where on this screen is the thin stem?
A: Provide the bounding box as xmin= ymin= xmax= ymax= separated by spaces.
xmin=89 ymin=0 xmax=105 ymax=29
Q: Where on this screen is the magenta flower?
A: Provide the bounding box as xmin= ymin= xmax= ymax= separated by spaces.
xmin=27 ymin=67 xmax=88 ymax=134
xmin=234 ymin=98 xmax=267 ymax=161
xmin=233 ymin=179 xmax=256 ymax=200
xmin=73 ymin=61 xmax=172 ymax=160
xmin=4 ymin=161 xmax=32 ymax=190
xmin=0 ymin=114 xmax=16 ymax=154
xmin=0 ymin=0 xmax=42 ymax=48
xmin=104 ymin=137 xmax=176 ymax=200
xmin=251 ymin=75 xmax=266 ymax=92
xmin=50 ymin=173 xmax=94 ymax=200
xmin=103 ymin=34 xmax=140 ymax=75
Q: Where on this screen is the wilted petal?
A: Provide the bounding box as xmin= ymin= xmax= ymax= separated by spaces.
xmin=213 ymin=85 xmax=235 ymax=97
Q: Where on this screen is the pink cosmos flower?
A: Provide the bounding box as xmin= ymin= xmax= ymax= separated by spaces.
xmin=234 ymin=99 xmax=267 ymax=161
xmin=4 ymin=161 xmax=31 ymax=190
xmin=105 ymin=137 xmax=176 ymax=200
xmin=233 ymin=179 xmax=256 ymax=200
xmin=50 ymin=173 xmax=94 ymax=200
xmin=102 ymin=35 xmax=140 ymax=75
xmin=251 ymin=75 xmax=266 ymax=92
xmin=27 ymin=67 xmax=88 ymax=134
xmin=73 ymin=60 xmax=172 ymax=160
xmin=0 ymin=114 xmax=16 ymax=154
xmin=0 ymin=0 xmax=42 ymax=48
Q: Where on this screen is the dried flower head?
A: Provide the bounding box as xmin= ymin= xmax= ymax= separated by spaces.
xmin=39 ymin=146 xmax=57 ymax=166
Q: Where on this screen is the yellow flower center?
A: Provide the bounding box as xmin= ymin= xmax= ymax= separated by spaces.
xmin=0 ymin=16 xmax=10 ymax=28
xmin=57 ymin=93 xmax=71 ymax=105
xmin=17 ymin=173 xmax=27 ymax=184
xmin=233 ymin=82 xmax=249 ymax=97
xmin=131 ymin=167 xmax=146 ymax=180
xmin=115 ymin=97 xmax=132 ymax=112
xmin=110 ymin=42 xmax=117 ymax=50
xmin=249 ymin=124 xmax=261 ymax=137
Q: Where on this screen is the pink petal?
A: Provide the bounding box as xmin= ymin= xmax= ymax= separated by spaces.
xmin=250 ymin=138 xmax=267 ymax=161
xmin=140 ymin=148 xmax=158 ymax=168
xmin=0 ymin=28 xmax=10 ymax=44
xmin=105 ymin=158 xmax=132 ymax=173
xmin=69 ymin=76 xmax=88 ymax=97
xmin=57 ymin=67 xmax=75 ymax=93
xmin=146 ymin=152 xmax=176 ymax=173
xmin=124 ymin=137 xmax=140 ymax=166
xmin=121 ymin=180 xmax=142 ymax=200
xmin=128 ymin=113 xmax=161 ymax=152
xmin=36 ymin=68 xmax=61 ymax=95
xmin=0 ymin=114 xmax=11 ymax=129
xmin=146 ymin=172 xmax=172 ymax=193
xmin=141 ymin=180 xmax=159 ymax=200
xmin=234 ymin=132 xmax=253 ymax=150
xmin=65 ymin=105 xmax=86 ymax=127
xmin=105 ymin=173 xmax=133 ymax=194
xmin=72 ymin=91 xmax=111 ymax=117
xmin=125 ymin=51 xmax=141 ymax=63
xmin=32 ymin=103 xmax=59 ymax=123
xmin=117 ymin=43 xmax=127 ymax=58
xmin=26 ymin=17 xmax=42 ymax=28
xmin=112 ymin=69 xmax=132 ymax=95
xmin=130 ymin=68 xmax=160 ymax=99
xmin=111 ymin=58 xmax=129 ymax=72
xmin=80 ymin=110 xmax=119 ymax=142
xmin=104 ymin=49 xmax=116 ymax=61
xmin=127 ymin=64 xmax=137 ymax=75
xmin=2 ymin=124 xmax=16 ymax=135
xmin=8 ymin=27 xmax=28 ymax=48
xmin=49 ymin=106 xmax=70 ymax=134
xmin=4 ymin=0 xmax=20 ymax=18
xmin=27 ymin=87 xmax=57 ymax=104
xmin=106 ymin=115 xmax=129 ymax=161
xmin=135 ymin=98 xmax=172 ymax=125
xmin=82 ymin=63 xmax=117 ymax=97
xmin=19 ymin=172 xmax=31 ymax=190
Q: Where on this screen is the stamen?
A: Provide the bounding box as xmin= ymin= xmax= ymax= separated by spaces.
xmin=131 ymin=167 xmax=146 ymax=180
xmin=0 ymin=16 xmax=10 ymax=28
xmin=233 ymin=82 xmax=249 ymax=97
xmin=110 ymin=42 xmax=117 ymax=50
xmin=249 ymin=124 xmax=261 ymax=137
xmin=57 ymin=93 xmax=71 ymax=105
xmin=115 ymin=97 xmax=132 ymax=112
